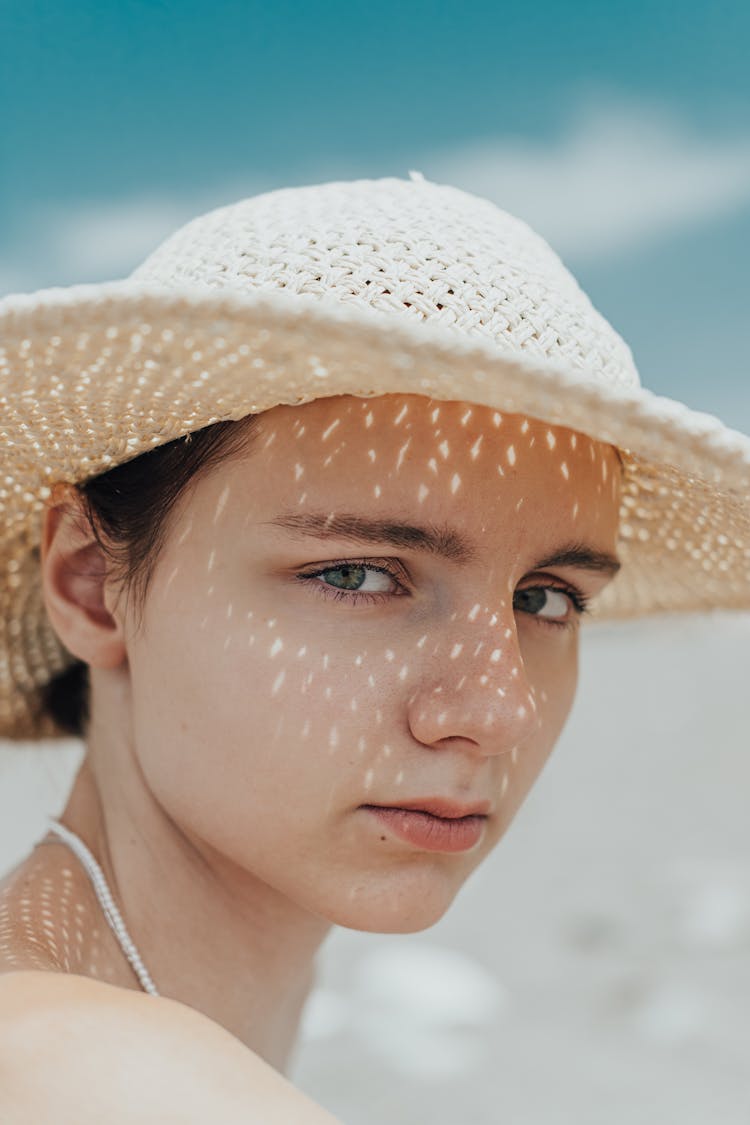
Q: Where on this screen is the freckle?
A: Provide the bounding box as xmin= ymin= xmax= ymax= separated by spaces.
xmin=507 ymin=445 xmax=516 ymax=466
xmin=450 ymin=472 xmax=461 ymax=494
xmin=561 ymin=462 xmax=569 ymax=480
xmin=418 ymin=483 xmax=429 ymax=502
xmin=490 ymin=649 xmax=502 ymax=662
xmin=450 ymin=643 xmax=463 ymax=658
xmin=269 ymin=637 xmax=283 ymax=657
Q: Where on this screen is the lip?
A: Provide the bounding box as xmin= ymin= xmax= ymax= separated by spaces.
xmin=362 ymin=806 xmax=488 ymax=853
xmin=365 ymin=797 xmax=493 ymax=819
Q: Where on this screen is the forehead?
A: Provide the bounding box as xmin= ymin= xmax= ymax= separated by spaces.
xmin=211 ymin=393 xmax=623 ymax=557
xmin=251 ymin=393 xmax=620 ymax=492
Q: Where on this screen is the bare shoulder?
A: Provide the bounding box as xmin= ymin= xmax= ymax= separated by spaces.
xmin=0 ymin=971 xmax=343 ymax=1124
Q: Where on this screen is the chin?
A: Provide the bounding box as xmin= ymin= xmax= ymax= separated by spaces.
xmin=319 ymin=876 xmax=461 ymax=934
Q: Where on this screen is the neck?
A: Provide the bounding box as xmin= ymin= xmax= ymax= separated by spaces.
xmin=57 ymin=727 xmax=331 ymax=1074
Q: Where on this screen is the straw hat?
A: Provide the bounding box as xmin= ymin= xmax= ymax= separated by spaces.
xmin=1 ymin=171 xmax=749 ymax=742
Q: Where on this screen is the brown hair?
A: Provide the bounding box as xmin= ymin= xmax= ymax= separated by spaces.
xmin=40 ymin=414 xmax=261 ymax=739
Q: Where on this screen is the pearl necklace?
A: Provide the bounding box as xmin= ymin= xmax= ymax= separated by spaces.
xmin=45 ymin=818 xmax=160 ymax=998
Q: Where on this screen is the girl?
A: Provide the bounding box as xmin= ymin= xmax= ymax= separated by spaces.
xmin=0 ymin=174 xmax=747 ymax=1121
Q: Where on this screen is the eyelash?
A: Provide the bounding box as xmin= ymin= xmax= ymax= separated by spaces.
xmin=294 ymin=558 xmax=591 ymax=630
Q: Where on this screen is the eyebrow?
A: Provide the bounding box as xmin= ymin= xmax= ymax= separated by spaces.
xmin=264 ymin=511 xmax=622 ymax=577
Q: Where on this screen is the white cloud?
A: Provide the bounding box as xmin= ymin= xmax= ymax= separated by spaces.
xmin=417 ymin=93 xmax=750 ymax=260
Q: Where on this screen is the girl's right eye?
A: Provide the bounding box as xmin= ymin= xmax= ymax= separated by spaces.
xmin=294 ymin=561 xmax=406 ymax=606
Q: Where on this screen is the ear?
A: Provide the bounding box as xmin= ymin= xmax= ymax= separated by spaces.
xmin=40 ymin=486 xmax=128 ymax=670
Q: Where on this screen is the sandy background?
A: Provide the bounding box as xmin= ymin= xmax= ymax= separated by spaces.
xmin=1 ymin=611 xmax=748 ymax=1123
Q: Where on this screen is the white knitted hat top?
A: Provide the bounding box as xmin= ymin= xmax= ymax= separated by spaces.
xmin=1 ymin=172 xmax=749 ymax=740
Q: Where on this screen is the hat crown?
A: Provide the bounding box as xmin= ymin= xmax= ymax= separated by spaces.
xmin=130 ymin=175 xmax=641 ymax=392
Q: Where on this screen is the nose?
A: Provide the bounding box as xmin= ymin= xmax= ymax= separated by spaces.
xmin=405 ymin=616 xmax=541 ymax=757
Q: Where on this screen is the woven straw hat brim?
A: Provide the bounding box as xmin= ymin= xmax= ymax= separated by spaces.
xmin=2 ymin=278 xmax=750 ymax=741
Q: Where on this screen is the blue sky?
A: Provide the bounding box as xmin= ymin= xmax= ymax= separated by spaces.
xmin=2 ymin=0 xmax=749 ymax=428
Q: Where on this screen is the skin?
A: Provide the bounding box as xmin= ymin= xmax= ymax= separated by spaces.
xmin=0 ymin=392 xmax=622 ymax=1075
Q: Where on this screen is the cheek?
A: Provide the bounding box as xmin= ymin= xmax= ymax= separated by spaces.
xmin=521 ymin=631 xmax=580 ymax=750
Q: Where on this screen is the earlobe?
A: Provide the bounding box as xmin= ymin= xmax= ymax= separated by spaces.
xmin=40 ymin=499 xmax=127 ymax=671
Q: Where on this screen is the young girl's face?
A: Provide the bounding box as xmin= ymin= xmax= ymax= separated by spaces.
xmin=107 ymin=393 xmax=623 ymax=932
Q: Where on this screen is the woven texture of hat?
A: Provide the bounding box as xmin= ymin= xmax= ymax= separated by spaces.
xmin=1 ymin=173 xmax=750 ymax=741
